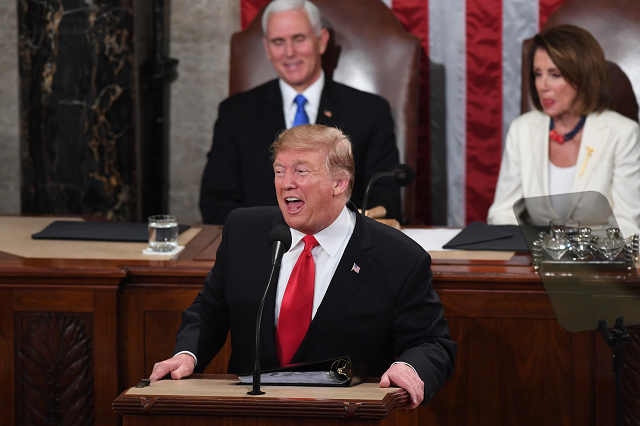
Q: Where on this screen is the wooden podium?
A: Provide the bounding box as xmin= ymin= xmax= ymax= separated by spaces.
xmin=112 ymin=374 xmax=420 ymax=425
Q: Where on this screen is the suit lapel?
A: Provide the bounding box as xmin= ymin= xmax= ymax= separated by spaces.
xmin=529 ymin=111 xmax=551 ymax=196
xmin=291 ymin=208 xmax=373 ymax=364
xmin=315 ymin=80 xmax=341 ymax=126
xmin=571 ymin=112 xmax=608 ymax=193
xmin=263 ymin=80 xmax=287 ymax=140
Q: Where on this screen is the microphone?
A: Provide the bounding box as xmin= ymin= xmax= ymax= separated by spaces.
xmin=269 ymin=224 xmax=292 ymax=267
xmin=248 ymin=224 xmax=292 ymax=395
xmin=361 ymin=164 xmax=416 ymax=216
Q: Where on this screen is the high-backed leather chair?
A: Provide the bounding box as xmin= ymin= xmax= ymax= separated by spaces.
xmin=229 ymin=0 xmax=420 ymax=224
xmin=521 ymin=0 xmax=640 ymax=121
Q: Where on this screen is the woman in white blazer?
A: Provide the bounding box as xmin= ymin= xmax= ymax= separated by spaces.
xmin=487 ymin=25 xmax=640 ymax=237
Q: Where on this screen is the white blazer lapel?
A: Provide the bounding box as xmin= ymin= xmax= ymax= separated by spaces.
xmin=528 ymin=112 xmax=551 ymax=196
xmin=572 ymin=112 xmax=609 ymax=193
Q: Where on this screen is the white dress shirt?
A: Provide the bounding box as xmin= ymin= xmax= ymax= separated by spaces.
xmin=275 ymin=205 xmax=356 ymax=326
xmin=279 ymin=70 xmax=325 ymax=128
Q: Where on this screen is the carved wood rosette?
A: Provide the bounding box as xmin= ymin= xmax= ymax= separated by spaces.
xmin=15 ymin=312 xmax=94 ymax=426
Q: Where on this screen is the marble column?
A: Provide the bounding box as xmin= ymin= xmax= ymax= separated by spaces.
xmin=18 ymin=0 xmax=141 ymax=221
xmin=168 ymin=0 xmax=239 ymax=224
xmin=0 ymin=0 xmax=20 ymax=214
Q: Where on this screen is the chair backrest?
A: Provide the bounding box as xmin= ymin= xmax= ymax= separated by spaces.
xmin=521 ymin=0 xmax=640 ymax=122
xmin=229 ymin=0 xmax=421 ymax=223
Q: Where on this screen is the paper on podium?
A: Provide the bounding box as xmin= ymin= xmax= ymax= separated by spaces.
xmin=238 ymin=357 xmax=362 ymax=387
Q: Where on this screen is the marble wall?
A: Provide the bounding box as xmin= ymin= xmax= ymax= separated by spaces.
xmin=18 ymin=0 xmax=136 ymax=221
xmin=0 ymin=0 xmax=238 ymax=222
xmin=0 ymin=0 xmax=20 ymax=214
xmin=169 ymin=0 xmax=240 ymax=224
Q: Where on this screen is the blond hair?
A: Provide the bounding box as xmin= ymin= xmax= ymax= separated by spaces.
xmin=271 ymin=124 xmax=355 ymax=197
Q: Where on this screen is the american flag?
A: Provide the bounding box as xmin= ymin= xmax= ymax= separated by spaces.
xmin=351 ymin=263 xmax=361 ymax=274
xmin=240 ymin=0 xmax=567 ymax=226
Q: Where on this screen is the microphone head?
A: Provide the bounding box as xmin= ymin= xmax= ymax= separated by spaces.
xmin=268 ymin=224 xmax=292 ymax=253
xmin=393 ymin=164 xmax=416 ymax=187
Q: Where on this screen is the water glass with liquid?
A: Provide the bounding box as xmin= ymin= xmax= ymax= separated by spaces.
xmin=148 ymin=215 xmax=178 ymax=252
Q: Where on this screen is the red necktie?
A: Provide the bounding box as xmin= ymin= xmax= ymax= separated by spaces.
xmin=276 ymin=235 xmax=319 ymax=366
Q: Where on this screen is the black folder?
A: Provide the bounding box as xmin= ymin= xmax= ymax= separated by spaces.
xmin=443 ymin=222 xmax=529 ymax=252
xmin=31 ymin=221 xmax=190 ymax=243
xmin=237 ymin=356 xmax=363 ymax=387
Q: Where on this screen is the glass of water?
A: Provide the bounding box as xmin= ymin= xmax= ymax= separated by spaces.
xmin=148 ymin=215 xmax=179 ymax=252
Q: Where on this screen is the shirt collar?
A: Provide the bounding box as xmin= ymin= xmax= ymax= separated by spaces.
xmin=289 ymin=204 xmax=353 ymax=257
xmin=279 ymin=70 xmax=324 ymax=114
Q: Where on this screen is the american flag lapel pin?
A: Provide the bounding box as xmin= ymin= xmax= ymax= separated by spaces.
xmin=351 ymin=263 xmax=361 ymax=274
xmin=323 ymin=110 xmax=332 ymax=118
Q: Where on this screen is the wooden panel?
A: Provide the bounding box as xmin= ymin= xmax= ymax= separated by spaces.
xmin=119 ymin=288 xmax=201 ymax=389
xmin=0 ymin=290 xmax=14 ymax=425
xmin=144 ymin=311 xmax=183 ymax=378
xmin=140 ymin=288 xmax=202 ymax=310
xmin=15 ymin=312 xmax=94 ymax=425
xmin=122 ymin=413 xmax=415 ymax=426
xmin=14 ymin=290 xmax=93 ymax=312
xmin=119 ymin=287 xmax=146 ymax=391
xmin=93 ymin=291 xmax=119 ymax=426
xmin=572 ymin=331 xmax=597 ymax=426
xmin=596 ymin=335 xmax=616 ymax=426
xmin=424 ymin=317 xmax=574 ymax=425
xmin=143 ymin=312 xmax=232 ymax=378
xmin=439 ymin=288 xmax=556 ymax=319
xmin=623 ymin=327 xmax=640 ymax=426
xmin=120 ymin=287 xmax=233 ymax=392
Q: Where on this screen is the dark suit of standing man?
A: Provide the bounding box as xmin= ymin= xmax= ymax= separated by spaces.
xmin=151 ymin=124 xmax=456 ymax=409
xmin=199 ymin=0 xmax=401 ymax=225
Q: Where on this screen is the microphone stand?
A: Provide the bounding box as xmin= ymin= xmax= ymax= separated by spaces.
xmin=247 ymin=265 xmax=278 ymax=395
xmin=361 ymin=171 xmax=394 ymax=215
xmin=361 ymin=165 xmax=414 ymax=216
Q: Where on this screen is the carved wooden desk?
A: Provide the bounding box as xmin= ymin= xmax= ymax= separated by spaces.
xmin=0 ymin=217 xmax=630 ymax=426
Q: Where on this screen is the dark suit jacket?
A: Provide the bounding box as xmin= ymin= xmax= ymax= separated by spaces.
xmin=199 ymin=79 xmax=402 ymax=225
xmin=175 ymin=204 xmax=457 ymax=395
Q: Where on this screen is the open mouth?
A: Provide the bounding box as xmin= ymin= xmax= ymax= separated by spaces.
xmin=285 ymin=197 xmax=304 ymax=212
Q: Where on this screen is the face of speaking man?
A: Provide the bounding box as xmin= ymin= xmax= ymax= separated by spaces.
xmin=263 ymin=8 xmax=330 ymax=93
xmin=273 ymin=147 xmax=349 ymax=235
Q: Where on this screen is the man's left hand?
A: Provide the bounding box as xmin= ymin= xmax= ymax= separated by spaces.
xmin=379 ymin=363 xmax=424 ymax=409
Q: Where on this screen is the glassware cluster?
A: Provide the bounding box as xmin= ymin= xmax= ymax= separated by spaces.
xmin=532 ymin=223 xmax=639 ymax=270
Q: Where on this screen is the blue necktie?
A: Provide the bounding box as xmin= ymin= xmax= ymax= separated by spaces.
xmin=292 ymin=94 xmax=309 ymax=127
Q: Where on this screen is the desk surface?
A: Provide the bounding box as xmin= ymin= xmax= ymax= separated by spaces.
xmin=0 ymin=215 xmax=525 ymax=268
xmin=125 ymin=377 xmax=399 ymax=400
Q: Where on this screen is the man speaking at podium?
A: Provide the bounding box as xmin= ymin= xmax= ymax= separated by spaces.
xmin=151 ymin=125 xmax=456 ymax=408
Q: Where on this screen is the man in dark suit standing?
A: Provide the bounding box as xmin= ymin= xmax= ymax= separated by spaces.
xmin=152 ymin=125 xmax=456 ymax=409
xmin=199 ymin=0 xmax=401 ymax=225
